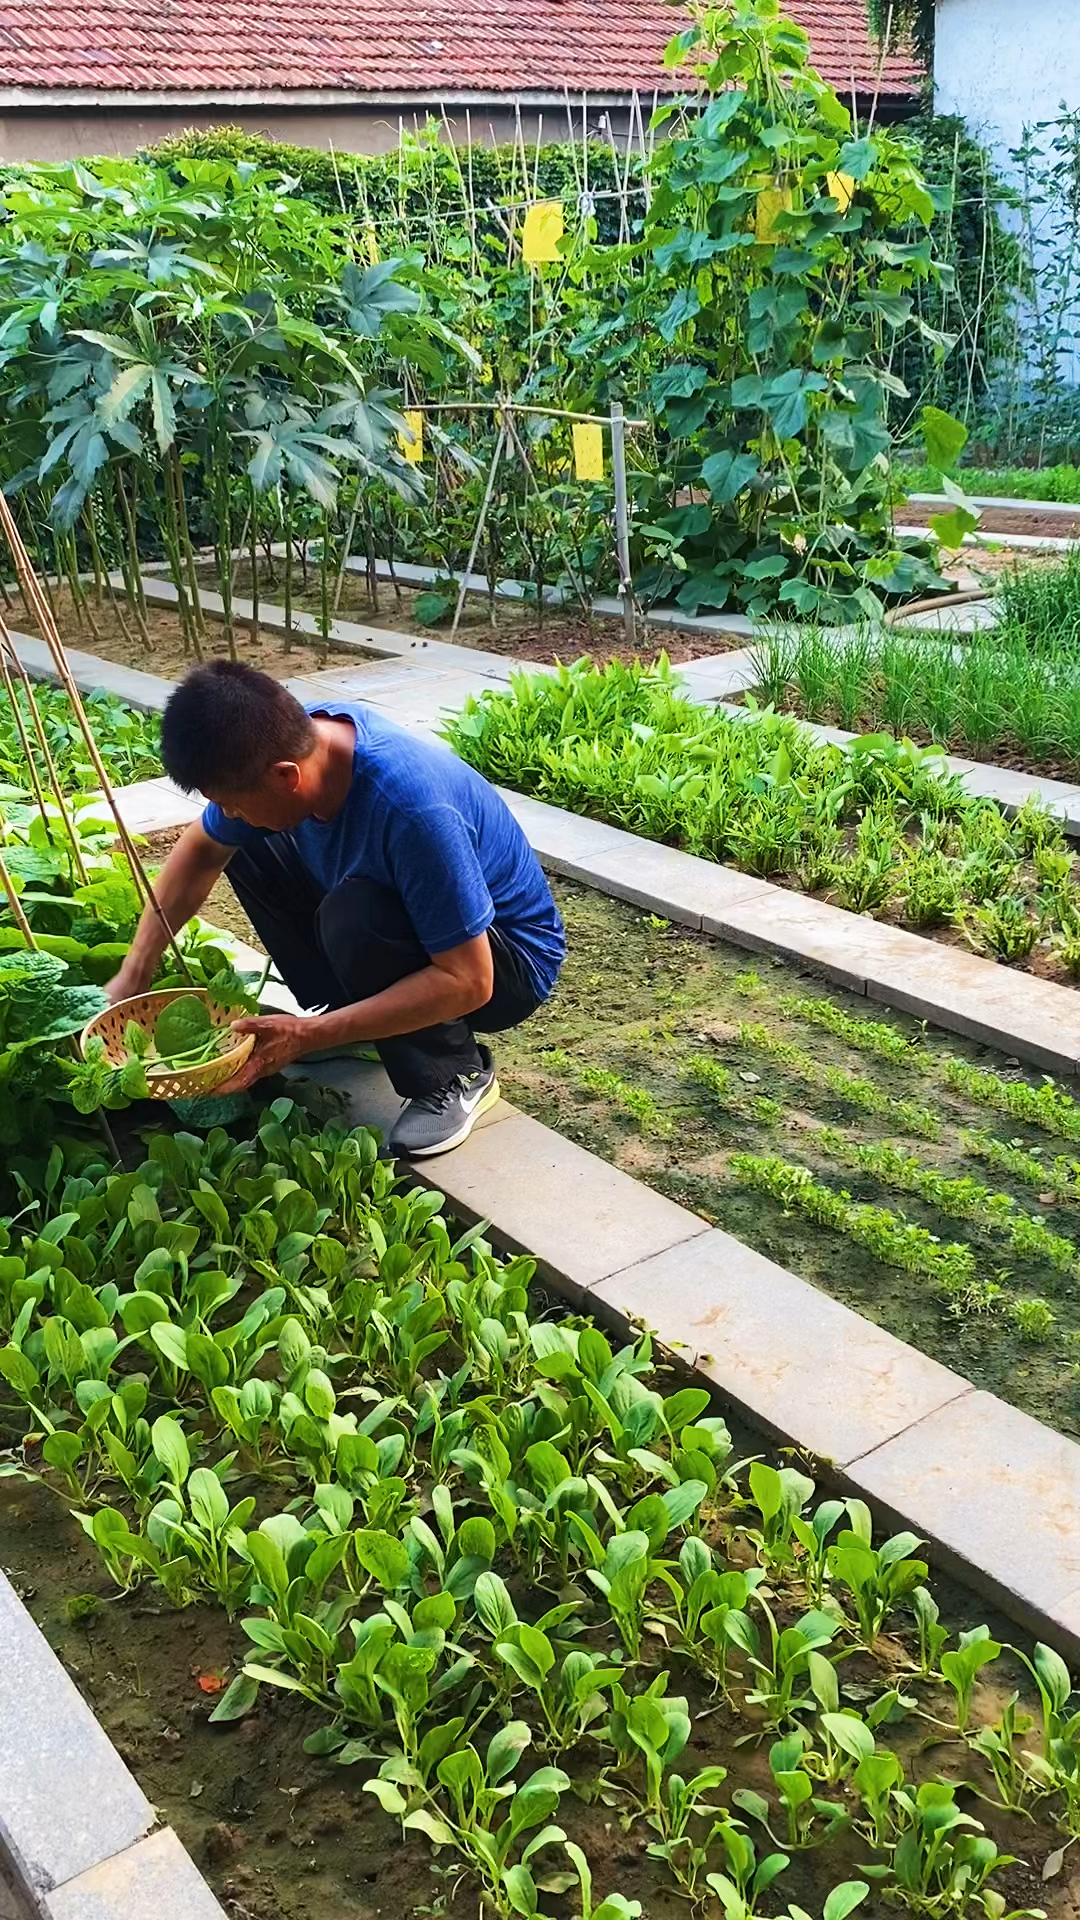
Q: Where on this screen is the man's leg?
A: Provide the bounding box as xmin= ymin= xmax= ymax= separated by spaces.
xmin=316 ymin=879 xmax=542 ymax=1155
xmin=225 ymin=837 xmax=343 ymax=1014
xmin=316 ymin=878 xmax=530 ymax=1096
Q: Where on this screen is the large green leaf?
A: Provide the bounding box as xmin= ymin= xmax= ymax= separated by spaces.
xmin=921 ymin=405 xmax=968 ymax=473
xmin=701 ymin=450 xmax=760 ymax=505
xmin=657 ymin=286 xmax=701 ymax=342
xmin=342 ymin=260 xmax=422 ymax=338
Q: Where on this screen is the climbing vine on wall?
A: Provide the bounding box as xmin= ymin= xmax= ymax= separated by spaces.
xmin=865 ymin=0 xmax=935 ymax=73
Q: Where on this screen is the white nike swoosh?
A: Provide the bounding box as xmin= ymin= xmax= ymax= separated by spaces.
xmin=459 ymin=1078 xmax=491 ymax=1113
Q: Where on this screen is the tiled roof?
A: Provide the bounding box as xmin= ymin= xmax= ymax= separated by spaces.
xmin=0 ymin=0 xmax=921 ymax=98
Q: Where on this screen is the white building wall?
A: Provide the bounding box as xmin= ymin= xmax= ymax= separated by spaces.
xmin=934 ymin=0 xmax=1080 ymax=177
xmin=935 ymin=0 xmax=1080 ymax=386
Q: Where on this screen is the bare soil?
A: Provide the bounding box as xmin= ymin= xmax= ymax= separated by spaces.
xmin=143 ymin=828 xmax=263 ymax=952
xmin=905 ymin=499 xmax=1080 ymax=541
xmin=13 ymin=584 xmax=385 ymax=685
xmin=199 ymin=560 xmax=744 ymax=666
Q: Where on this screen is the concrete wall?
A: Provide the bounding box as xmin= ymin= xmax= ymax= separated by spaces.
xmin=934 ymin=0 xmax=1080 ymax=177
xmin=935 ymin=0 xmax=1080 ymax=385
xmin=0 ymin=101 xmax=636 ymax=163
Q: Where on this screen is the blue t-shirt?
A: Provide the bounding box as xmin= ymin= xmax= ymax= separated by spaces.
xmin=202 ymin=701 xmax=565 ymax=1000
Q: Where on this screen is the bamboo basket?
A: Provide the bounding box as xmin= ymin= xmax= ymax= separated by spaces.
xmin=80 ymin=989 xmax=255 ymax=1101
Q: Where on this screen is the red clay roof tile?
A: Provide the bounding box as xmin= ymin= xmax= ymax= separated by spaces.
xmin=0 ymin=0 xmax=920 ymax=98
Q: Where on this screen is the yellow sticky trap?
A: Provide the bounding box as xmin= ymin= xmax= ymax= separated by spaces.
xmin=755 ymin=186 xmax=793 ymax=244
xmin=572 ymin=422 xmax=605 ymax=483
xmin=364 ymin=222 xmax=379 ymax=265
xmin=826 ymin=171 xmax=856 ymax=214
xmin=399 ymin=410 xmax=423 ymax=465
xmin=522 ymin=199 xmax=564 ymax=265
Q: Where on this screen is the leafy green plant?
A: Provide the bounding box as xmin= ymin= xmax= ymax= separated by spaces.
xmin=865 ymin=1780 xmax=1036 ymax=1919
xmin=779 ymin=996 xmax=913 ymax=1064
xmin=941 ymin=1628 xmax=1003 ymax=1734
xmin=944 ymin=1061 xmax=1080 ymax=1144
xmin=1007 ymin=1297 xmax=1057 ymax=1343
xmin=814 ymin=1129 xmax=1079 ymax=1276
xmin=732 ymin=1153 xmax=976 ymax=1288
xmin=401 ymin=1722 xmax=571 ymax=1920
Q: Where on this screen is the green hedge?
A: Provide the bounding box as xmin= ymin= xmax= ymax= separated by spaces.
xmin=145 ymin=123 xmax=635 ymax=247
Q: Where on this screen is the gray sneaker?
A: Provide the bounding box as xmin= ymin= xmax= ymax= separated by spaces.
xmin=388 ymin=1053 xmax=501 ymax=1159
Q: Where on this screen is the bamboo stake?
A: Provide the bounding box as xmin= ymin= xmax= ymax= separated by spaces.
xmin=0 ymin=640 xmax=56 ymax=844
xmin=0 ymin=841 xmax=35 ymax=946
xmin=451 ymin=420 xmax=508 ymax=636
xmin=0 ymin=629 xmax=90 ymax=884
xmin=0 ymin=492 xmax=191 ymax=978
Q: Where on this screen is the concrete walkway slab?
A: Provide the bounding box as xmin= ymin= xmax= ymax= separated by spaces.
xmin=109 ymin=778 xmax=201 ymax=834
xmin=857 ymin=938 xmax=1080 ymax=1073
xmin=497 ymin=789 xmax=629 ymax=873
xmin=573 ymin=838 xmax=773 ymax=927
xmin=703 ymin=886 xmax=909 ymax=994
xmin=0 ymin=1573 xmax=155 ymax=1894
xmin=849 ymin=1392 xmax=1080 ymax=1646
xmin=953 ymin=760 xmax=1080 ymax=816
xmin=893 ymin=601 xmax=1001 ymax=633
xmin=45 ymin=1828 xmax=226 ymax=1920
xmin=675 ymin=652 xmax=758 ymax=701
xmin=409 ymin=1105 xmax=710 ymax=1298
xmin=589 ymin=1231 xmax=972 ymax=1467
xmin=11 ymin=634 xmax=170 ymax=712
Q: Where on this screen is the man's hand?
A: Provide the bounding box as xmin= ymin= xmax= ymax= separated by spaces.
xmin=218 ymin=1013 xmax=308 ymax=1094
xmin=105 ymin=957 xmax=155 ymax=1005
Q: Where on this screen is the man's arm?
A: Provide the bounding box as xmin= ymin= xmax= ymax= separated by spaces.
xmin=221 ymin=933 xmax=495 ymax=1093
xmin=107 ymin=820 xmax=235 ymax=1001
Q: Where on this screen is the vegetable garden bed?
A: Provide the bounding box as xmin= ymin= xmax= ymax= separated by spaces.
xmin=186 ymin=560 xmax=743 ymax=668
xmin=746 ymin=629 xmax=1080 ymax=784
xmin=10 ymin=583 xmax=386 ymax=684
xmin=500 ymin=880 xmax=1080 ymax=1442
xmin=446 ymin=659 xmax=1080 ymax=980
xmin=903 ymin=467 xmax=1080 ymax=508
xmin=0 ymin=680 xmax=160 ymax=794
xmin=749 ymin=551 xmax=1080 ymax=783
xmin=0 ymin=1093 xmax=1076 ymax=1920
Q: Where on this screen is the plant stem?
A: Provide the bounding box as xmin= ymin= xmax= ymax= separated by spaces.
xmin=249 ymin=490 xmax=260 ymax=646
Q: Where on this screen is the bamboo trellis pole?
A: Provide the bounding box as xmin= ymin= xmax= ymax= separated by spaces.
xmin=0 ymin=640 xmax=56 ymax=844
xmin=0 ymin=627 xmax=90 ymax=883
xmin=0 ymin=491 xmax=191 ymax=979
xmin=0 ymin=840 xmax=35 ymax=946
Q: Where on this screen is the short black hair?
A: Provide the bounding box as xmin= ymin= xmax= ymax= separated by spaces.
xmin=160 ymin=660 xmax=317 ymax=795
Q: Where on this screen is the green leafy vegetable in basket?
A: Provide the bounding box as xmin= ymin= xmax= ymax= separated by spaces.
xmin=66 ymin=983 xmax=262 ymax=1114
xmin=151 ymin=995 xmax=222 ymax=1067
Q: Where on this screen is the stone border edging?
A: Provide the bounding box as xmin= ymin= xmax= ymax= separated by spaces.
xmin=897 ymin=522 xmax=1080 ymax=555
xmin=909 ymin=492 xmax=1080 ymax=519
xmin=135 ymin=571 xmax=535 ymax=685
xmin=0 ymin=1572 xmax=226 ymax=1918
xmin=315 ymin=1056 xmax=1080 ymax=1660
